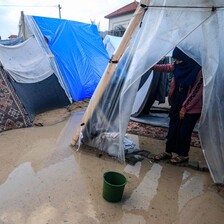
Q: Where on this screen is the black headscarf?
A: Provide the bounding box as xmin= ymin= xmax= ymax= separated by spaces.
xmin=172 ymin=47 xmax=201 ymax=87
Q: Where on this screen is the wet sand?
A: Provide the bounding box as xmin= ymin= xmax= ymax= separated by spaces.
xmin=0 ymin=110 xmax=224 ymax=224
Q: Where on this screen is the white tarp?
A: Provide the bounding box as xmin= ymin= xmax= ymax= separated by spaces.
xmin=103 ymin=35 xmax=122 ymax=58
xmin=81 ymin=0 xmax=224 ymax=183
xmin=0 ymin=36 xmax=53 ymax=83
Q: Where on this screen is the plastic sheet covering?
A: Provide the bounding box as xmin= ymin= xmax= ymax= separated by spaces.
xmin=81 ymin=0 xmax=224 ymax=183
xmin=103 ymin=35 xmax=122 ymax=58
xmin=32 ymin=16 xmax=109 ymax=101
xmin=23 ymin=15 xmax=72 ymax=103
xmin=81 ymin=47 xmax=135 ymax=160
xmin=0 ymin=36 xmax=53 ymax=83
xmin=0 ymin=37 xmax=23 ymax=46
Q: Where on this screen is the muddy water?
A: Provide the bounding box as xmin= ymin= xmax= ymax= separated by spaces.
xmin=0 ymin=112 xmax=224 ymax=224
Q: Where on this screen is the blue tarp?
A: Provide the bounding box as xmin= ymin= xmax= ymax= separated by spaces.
xmin=33 ymin=16 xmax=110 ymax=101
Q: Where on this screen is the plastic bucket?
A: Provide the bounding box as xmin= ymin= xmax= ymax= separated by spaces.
xmin=103 ymin=171 xmax=127 ymax=203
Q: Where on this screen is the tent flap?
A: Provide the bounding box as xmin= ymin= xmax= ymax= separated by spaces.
xmin=0 ymin=36 xmax=53 ymax=83
xmin=9 ymin=74 xmax=70 ymax=120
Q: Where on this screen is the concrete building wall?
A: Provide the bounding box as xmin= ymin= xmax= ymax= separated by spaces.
xmin=108 ymin=13 xmax=133 ymax=30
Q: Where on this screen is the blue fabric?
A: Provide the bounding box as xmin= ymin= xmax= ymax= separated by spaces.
xmin=33 ymin=16 xmax=110 ymax=101
xmin=172 ymin=47 xmax=201 ymax=87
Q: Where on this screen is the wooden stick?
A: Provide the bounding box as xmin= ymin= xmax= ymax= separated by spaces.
xmin=21 ymin=11 xmax=26 ymax=40
xmin=71 ymin=0 xmax=150 ymax=146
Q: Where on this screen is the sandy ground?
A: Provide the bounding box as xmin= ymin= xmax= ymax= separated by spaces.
xmin=0 ymin=101 xmax=224 ymax=224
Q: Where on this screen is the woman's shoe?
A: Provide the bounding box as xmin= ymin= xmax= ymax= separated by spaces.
xmin=170 ymin=156 xmax=189 ymax=164
xmin=154 ymin=152 xmax=172 ymax=161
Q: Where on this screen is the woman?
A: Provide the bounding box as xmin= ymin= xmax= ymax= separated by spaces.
xmin=153 ymin=47 xmax=203 ymax=164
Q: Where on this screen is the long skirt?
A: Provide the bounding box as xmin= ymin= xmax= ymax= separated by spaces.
xmin=165 ymin=112 xmax=200 ymax=157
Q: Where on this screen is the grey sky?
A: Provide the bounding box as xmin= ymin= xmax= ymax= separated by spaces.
xmin=0 ymin=0 xmax=133 ymax=39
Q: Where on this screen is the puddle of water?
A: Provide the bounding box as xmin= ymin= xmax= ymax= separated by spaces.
xmin=124 ymin=162 xmax=142 ymax=178
xmin=123 ymin=163 xmax=162 ymax=211
xmin=178 ymin=173 xmax=204 ymax=211
xmin=0 ymin=111 xmax=223 ymax=224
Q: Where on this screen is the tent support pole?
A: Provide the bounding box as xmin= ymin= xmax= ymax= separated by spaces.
xmin=71 ymin=0 xmax=150 ymax=146
xmin=21 ymin=11 xmax=26 ymax=40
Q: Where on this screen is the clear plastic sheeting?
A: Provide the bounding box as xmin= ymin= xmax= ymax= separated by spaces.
xmin=81 ymin=0 xmax=224 ymax=183
xmin=81 ymin=49 xmax=135 ymax=160
xmin=0 ymin=36 xmax=53 ymax=83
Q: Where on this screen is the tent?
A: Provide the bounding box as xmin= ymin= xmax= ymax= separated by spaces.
xmin=0 ymin=14 xmax=109 ymax=122
xmin=23 ymin=15 xmax=110 ymax=101
xmin=0 ymin=36 xmax=71 ymax=121
xmin=71 ymin=0 xmax=224 ymax=184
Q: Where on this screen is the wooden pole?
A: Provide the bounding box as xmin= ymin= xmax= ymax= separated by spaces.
xmin=21 ymin=11 xmax=26 ymax=40
xmin=58 ymin=4 xmax=62 ymax=19
xmin=71 ymin=0 xmax=150 ymax=146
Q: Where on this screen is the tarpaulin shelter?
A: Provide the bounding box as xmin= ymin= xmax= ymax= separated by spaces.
xmin=23 ymin=15 xmax=110 ymax=101
xmin=72 ymin=0 xmax=224 ymax=184
xmin=0 ymin=13 xmax=110 ymax=122
xmin=0 ymin=36 xmax=70 ymax=120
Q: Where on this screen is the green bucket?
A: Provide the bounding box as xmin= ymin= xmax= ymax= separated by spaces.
xmin=103 ymin=171 xmax=127 ymax=203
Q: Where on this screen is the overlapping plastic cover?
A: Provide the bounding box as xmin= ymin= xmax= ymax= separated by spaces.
xmin=81 ymin=0 xmax=224 ymax=183
xmin=0 ymin=36 xmax=53 ymax=83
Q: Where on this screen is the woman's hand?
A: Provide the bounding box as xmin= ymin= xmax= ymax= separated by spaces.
xmin=179 ymin=111 xmax=185 ymax=120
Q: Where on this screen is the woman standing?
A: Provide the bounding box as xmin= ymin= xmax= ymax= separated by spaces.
xmin=153 ymin=47 xmax=203 ymax=164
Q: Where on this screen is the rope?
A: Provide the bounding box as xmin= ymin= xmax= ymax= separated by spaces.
xmin=140 ymin=4 xmax=224 ymax=11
